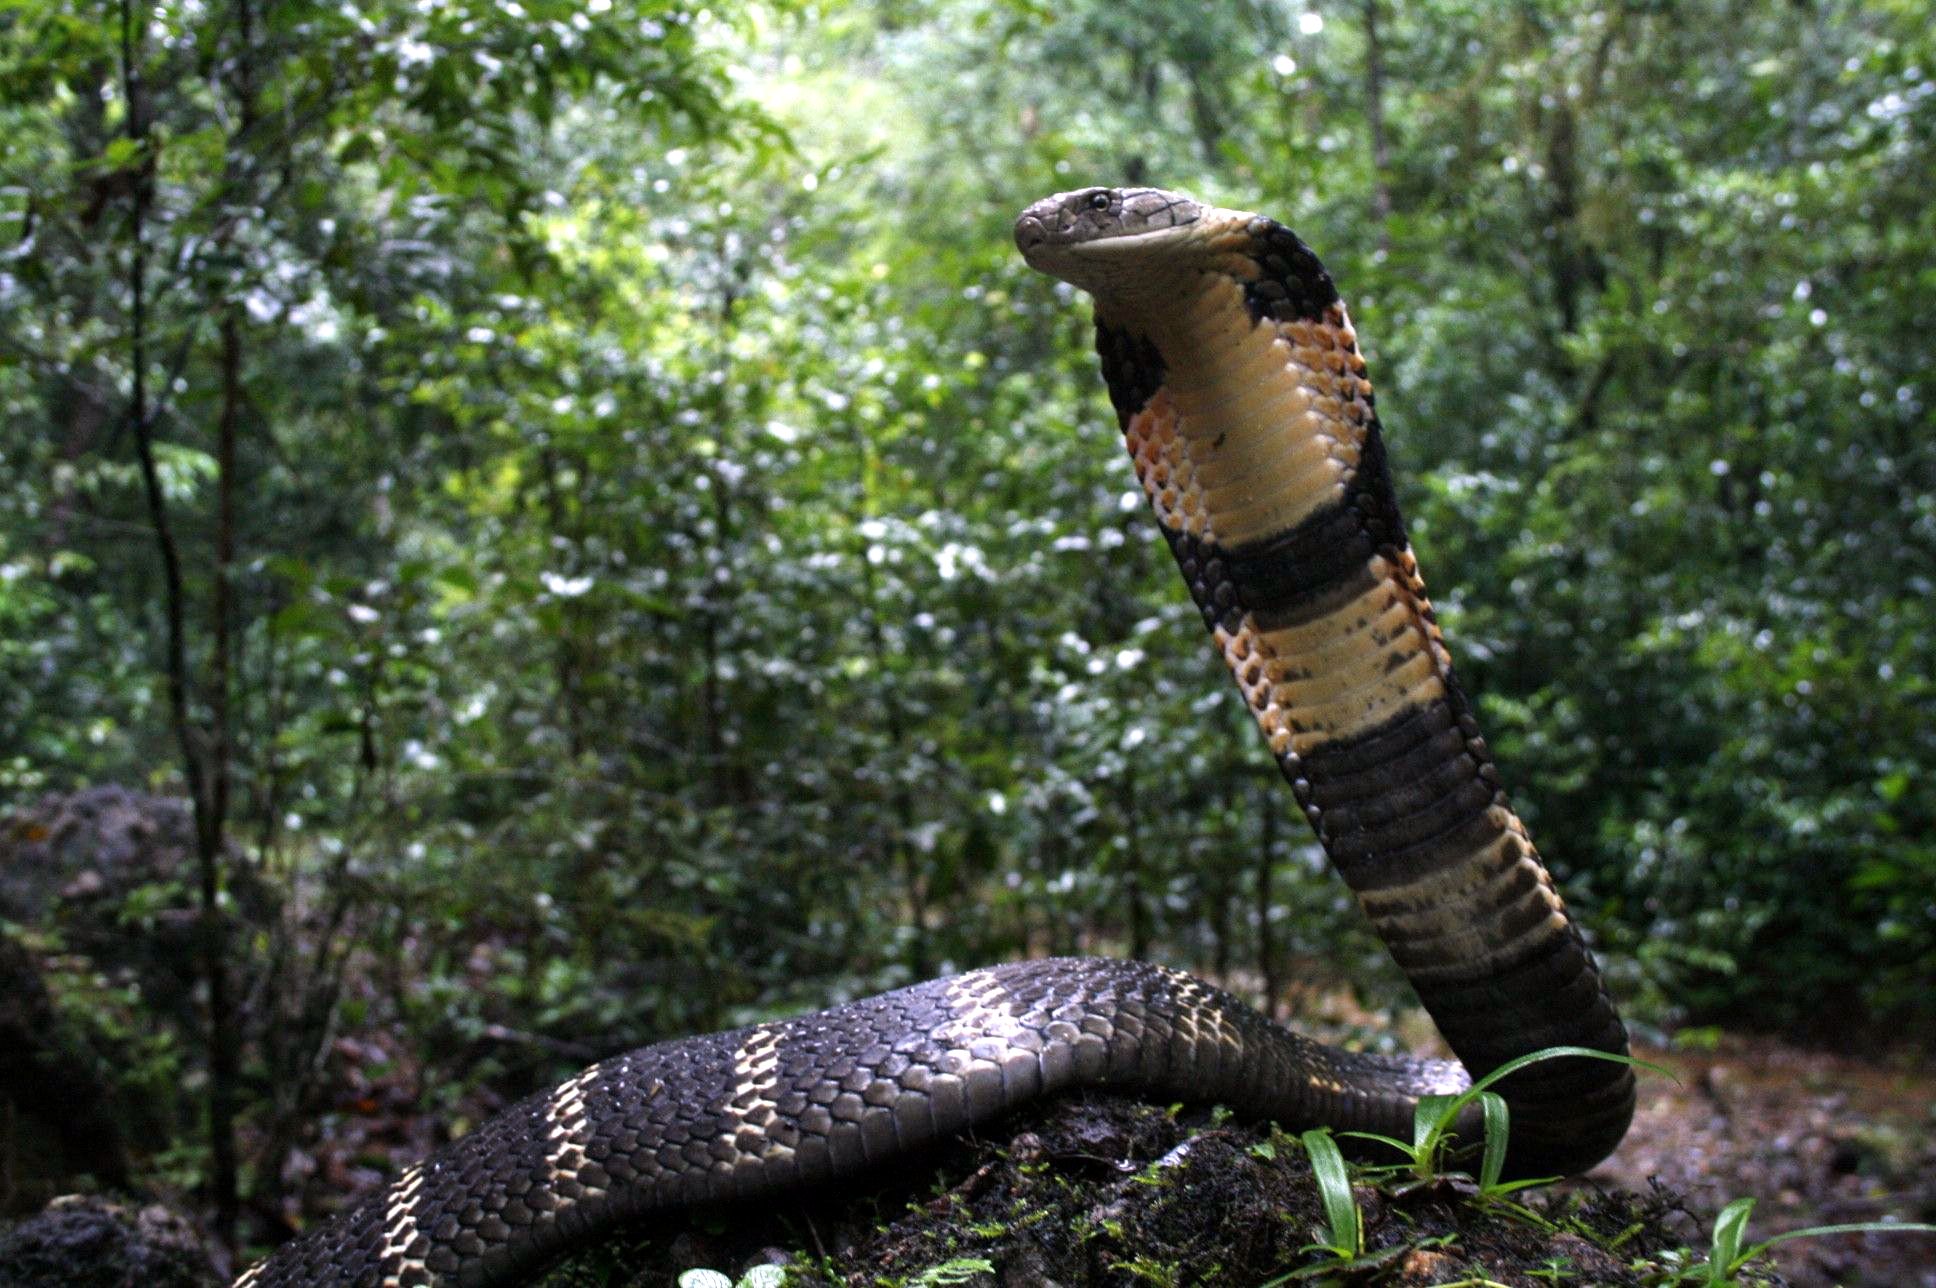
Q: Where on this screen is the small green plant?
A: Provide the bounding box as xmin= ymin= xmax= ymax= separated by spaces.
xmin=1300 ymin=1127 xmax=1361 ymax=1261
xmin=1258 ymin=1129 xmax=1412 ymax=1284
xmin=1654 ymin=1196 xmax=1936 ymax=1286
xmin=1112 ymin=1253 xmax=1187 ymax=1285
xmin=905 ymin=1258 xmax=998 ymax=1286
xmin=1251 ymin=1123 xmax=1299 ymax=1163
xmin=1341 ymin=1046 xmax=1666 ymax=1185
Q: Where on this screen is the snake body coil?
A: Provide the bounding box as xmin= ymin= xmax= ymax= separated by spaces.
xmin=240 ymin=188 xmax=1632 ymax=1288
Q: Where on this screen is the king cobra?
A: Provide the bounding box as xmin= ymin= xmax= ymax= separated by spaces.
xmin=239 ymin=188 xmax=1633 ymax=1287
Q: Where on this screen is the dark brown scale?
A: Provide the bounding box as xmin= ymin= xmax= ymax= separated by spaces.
xmin=1306 ymin=724 xmax=1470 ymax=808
xmin=1385 ymin=892 xmax=1562 ymax=973
xmin=1298 ymin=699 xmax=1458 ymax=777
xmin=1241 ymin=218 xmax=1342 ymax=325
xmin=1346 ymin=420 xmax=1407 ymax=550
xmin=1330 ymin=808 xmax=1508 ymax=892
xmin=1319 ymin=750 xmax=1482 ymax=837
xmin=1324 ymin=778 xmax=1496 ymax=863
xmin=1159 ymin=528 xmax=1244 ymax=634
xmin=1371 ymin=866 xmax=1548 ymax=947
xmin=1223 ymin=499 xmax=1380 ymax=627
xmin=1259 ymin=563 xmax=1385 ymax=632
xmin=1094 ymin=320 xmax=1166 ymax=425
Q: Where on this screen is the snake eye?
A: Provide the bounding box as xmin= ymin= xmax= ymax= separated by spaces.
xmin=1087 ymin=191 xmax=1112 ymax=211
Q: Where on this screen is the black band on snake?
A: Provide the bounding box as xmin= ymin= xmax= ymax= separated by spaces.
xmin=239 ymin=188 xmax=1633 ymax=1288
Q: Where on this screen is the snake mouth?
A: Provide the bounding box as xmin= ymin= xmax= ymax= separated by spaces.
xmin=1020 ymin=224 xmax=1188 ymax=264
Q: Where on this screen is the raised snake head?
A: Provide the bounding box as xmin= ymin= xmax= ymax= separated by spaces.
xmin=1014 ymin=186 xmax=1207 ymax=298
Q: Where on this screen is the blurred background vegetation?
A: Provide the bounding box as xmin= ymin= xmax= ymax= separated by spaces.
xmin=1 ymin=0 xmax=1931 ymax=1261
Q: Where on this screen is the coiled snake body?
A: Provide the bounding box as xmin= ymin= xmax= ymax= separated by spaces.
xmin=241 ymin=188 xmax=1633 ymax=1287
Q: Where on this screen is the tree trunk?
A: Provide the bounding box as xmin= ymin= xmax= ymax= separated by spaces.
xmin=1254 ymin=780 xmax=1281 ymax=1017
xmin=204 ymin=307 xmax=243 ymax=1249
xmin=120 ymin=0 xmax=240 ymax=1246
xmin=1361 ymin=0 xmax=1394 ymax=254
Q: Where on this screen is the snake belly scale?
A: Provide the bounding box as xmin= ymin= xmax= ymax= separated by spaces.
xmin=238 ymin=188 xmax=1633 ymax=1287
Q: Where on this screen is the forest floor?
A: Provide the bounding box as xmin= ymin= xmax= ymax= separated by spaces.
xmin=521 ymin=1027 xmax=1936 ymax=1287
xmin=8 ymin=990 xmax=1934 ymax=1286
xmin=1591 ymin=1033 xmax=1936 ymax=1288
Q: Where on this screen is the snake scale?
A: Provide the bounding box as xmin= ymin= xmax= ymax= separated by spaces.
xmin=239 ymin=188 xmax=1633 ymax=1287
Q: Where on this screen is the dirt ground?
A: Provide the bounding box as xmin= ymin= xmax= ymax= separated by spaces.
xmin=1590 ymin=1035 xmax=1936 ymax=1287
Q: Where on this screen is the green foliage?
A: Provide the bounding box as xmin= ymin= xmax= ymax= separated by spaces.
xmin=904 ymin=1259 xmax=997 ymax=1287
xmin=1272 ymin=1102 xmax=1935 ymax=1286
xmin=4 ymin=0 xmax=1935 ymax=1260
xmin=1344 ymin=1048 xmax=1666 ymax=1184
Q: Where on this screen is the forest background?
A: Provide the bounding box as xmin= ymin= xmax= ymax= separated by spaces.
xmin=1 ymin=0 xmax=1932 ymax=1268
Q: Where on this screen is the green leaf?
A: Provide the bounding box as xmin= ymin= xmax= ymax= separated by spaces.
xmin=1413 ymin=1093 xmax=1451 ymax=1151
xmin=737 ymin=1267 xmax=788 ymax=1288
xmin=100 ymin=135 xmax=143 ymax=168
xmin=908 ymin=1260 xmax=997 ymax=1287
xmin=1733 ymin=1217 xmax=1936 ymax=1278
xmin=1477 ymin=1091 xmax=1510 ymax=1192
xmin=1336 ymin=1130 xmax=1414 ymax=1158
xmin=1464 ymin=1047 xmax=1675 ymax=1100
xmin=1710 ymin=1197 xmax=1754 ymax=1275
xmin=1300 ymin=1128 xmax=1359 ymax=1257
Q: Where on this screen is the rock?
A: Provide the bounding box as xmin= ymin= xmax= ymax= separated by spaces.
xmin=0 ymin=1194 xmax=218 ymax=1287
xmin=0 ymin=930 xmax=131 ymax=1210
xmin=0 ymin=787 xmax=273 ymax=1034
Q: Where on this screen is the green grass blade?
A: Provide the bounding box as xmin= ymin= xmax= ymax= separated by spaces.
xmin=1301 ymin=1127 xmax=1360 ymax=1256
xmin=1414 ymin=1093 xmax=1458 ymax=1151
xmin=1477 ymin=1091 xmax=1510 ymax=1191
xmin=1336 ymin=1129 xmax=1416 ymax=1157
xmin=909 ymin=1260 xmax=997 ymax=1286
xmin=1747 ymin=1220 xmax=1936 ymax=1257
xmin=1464 ymin=1046 xmax=1676 ymax=1098
xmin=1710 ymin=1197 xmax=1754 ymax=1273
xmin=1483 ymin=1174 xmax=1560 ymax=1199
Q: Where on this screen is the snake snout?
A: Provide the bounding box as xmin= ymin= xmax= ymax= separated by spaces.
xmin=1013 ymin=212 xmax=1052 ymax=260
